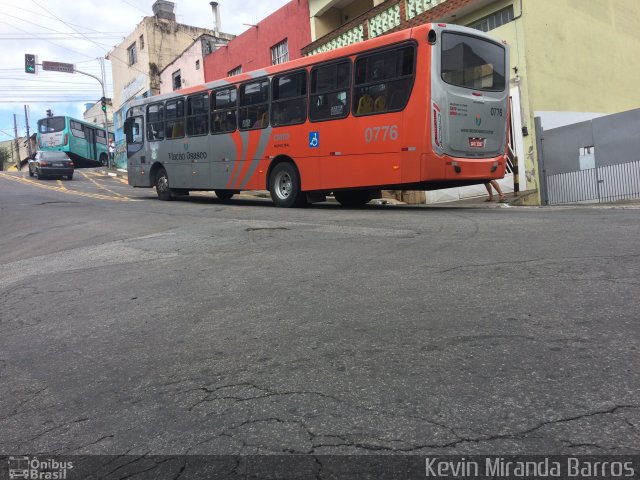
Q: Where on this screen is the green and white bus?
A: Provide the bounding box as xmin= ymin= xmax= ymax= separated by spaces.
xmin=37 ymin=116 xmax=112 ymax=168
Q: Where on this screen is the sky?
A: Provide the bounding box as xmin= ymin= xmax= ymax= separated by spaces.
xmin=0 ymin=0 xmax=292 ymax=142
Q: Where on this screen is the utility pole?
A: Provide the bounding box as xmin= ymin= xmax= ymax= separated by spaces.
xmin=24 ymin=105 xmax=33 ymax=160
xmin=13 ymin=114 xmax=20 ymax=172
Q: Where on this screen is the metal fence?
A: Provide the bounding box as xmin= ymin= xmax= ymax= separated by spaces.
xmin=537 ymin=109 xmax=640 ymax=205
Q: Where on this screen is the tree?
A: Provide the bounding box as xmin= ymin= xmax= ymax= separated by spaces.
xmin=0 ymin=146 xmax=11 ymax=171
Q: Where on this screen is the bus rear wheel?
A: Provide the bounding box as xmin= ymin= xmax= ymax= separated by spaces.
xmin=100 ymin=153 xmax=108 ymax=167
xmin=334 ymin=189 xmax=376 ymax=207
xmin=155 ymin=168 xmax=173 ymax=201
xmin=269 ymin=162 xmax=307 ymax=208
xmin=215 ymin=190 xmax=235 ymax=202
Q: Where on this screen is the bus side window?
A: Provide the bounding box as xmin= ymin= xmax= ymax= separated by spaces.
xmin=147 ymin=103 xmax=165 ymax=141
xmin=166 ymin=99 xmax=185 ymax=139
xmin=271 ymin=70 xmax=307 ymax=127
xmin=211 ymin=87 xmax=237 ymax=134
xmin=239 ymin=79 xmax=269 ymax=130
xmin=353 ymin=44 xmax=415 ymax=116
xmin=309 ymin=60 xmax=351 ymax=122
xmin=187 ymin=92 xmax=209 ymax=136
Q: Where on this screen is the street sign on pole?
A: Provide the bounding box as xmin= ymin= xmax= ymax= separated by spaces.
xmin=42 ymin=61 xmax=75 ymax=73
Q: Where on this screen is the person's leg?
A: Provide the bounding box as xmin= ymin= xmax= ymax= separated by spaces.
xmin=484 ymin=182 xmax=494 ymax=201
xmin=491 ymin=180 xmax=506 ymax=201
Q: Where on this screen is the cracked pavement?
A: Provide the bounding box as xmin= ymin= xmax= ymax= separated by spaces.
xmin=1 ymin=177 xmax=639 ymax=463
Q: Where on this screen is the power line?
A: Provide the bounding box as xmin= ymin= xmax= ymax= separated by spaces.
xmin=5 ymin=4 xmax=108 ymax=33
xmin=0 ymin=21 xmax=96 ymax=60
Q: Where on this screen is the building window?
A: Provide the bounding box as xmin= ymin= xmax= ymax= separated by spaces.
xmin=139 ymin=34 xmax=144 ymax=49
xmin=271 ymin=39 xmax=289 ymax=65
xmin=172 ymin=70 xmax=182 ymax=91
xmin=127 ymin=42 xmax=137 ymax=65
xmin=469 ymin=6 xmax=515 ymax=32
xmin=228 ymin=65 xmax=242 ymax=77
xmin=195 ymin=59 xmax=200 ymax=70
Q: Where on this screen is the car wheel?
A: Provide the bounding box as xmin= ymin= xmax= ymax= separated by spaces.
xmin=155 ymin=168 xmax=173 ymax=201
xmin=215 ymin=190 xmax=234 ymax=202
xmin=67 ymin=174 xmax=73 ymax=180
xmin=269 ymin=162 xmax=307 ymax=208
xmin=36 ymin=169 xmax=44 ymax=180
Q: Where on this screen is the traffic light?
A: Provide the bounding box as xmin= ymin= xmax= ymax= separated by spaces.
xmin=100 ymin=97 xmax=107 ymax=112
xmin=25 ymin=54 xmax=36 ymax=74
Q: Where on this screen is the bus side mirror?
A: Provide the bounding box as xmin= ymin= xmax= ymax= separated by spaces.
xmin=123 ymin=119 xmax=131 ymax=139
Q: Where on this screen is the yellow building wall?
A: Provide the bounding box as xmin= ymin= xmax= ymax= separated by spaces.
xmin=522 ymin=0 xmax=640 ymax=114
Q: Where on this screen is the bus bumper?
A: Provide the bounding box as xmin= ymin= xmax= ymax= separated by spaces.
xmin=442 ymin=155 xmax=506 ymax=180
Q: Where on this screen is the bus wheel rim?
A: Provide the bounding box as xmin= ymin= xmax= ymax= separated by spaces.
xmin=275 ymin=171 xmax=292 ymax=199
xmin=158 ymin=175 xmax=169 ymax=193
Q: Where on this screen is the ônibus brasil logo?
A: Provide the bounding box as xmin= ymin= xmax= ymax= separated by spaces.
xmin=8 ymin=456 xmax=74 ymax=479
xmin=475 ymin=114 xmax=482 ymax=126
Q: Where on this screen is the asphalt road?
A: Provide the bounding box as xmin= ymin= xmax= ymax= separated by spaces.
xmin=0 ymin=170 xmax=639 ymax=466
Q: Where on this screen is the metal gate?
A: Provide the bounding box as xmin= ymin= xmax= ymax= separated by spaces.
xmin=537 ymin=108 xmax=640 ymax=205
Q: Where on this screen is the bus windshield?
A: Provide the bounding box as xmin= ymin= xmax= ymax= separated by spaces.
xmin=38 ymin=117 xmax=66 ymax=133
xmin=441 ymin=32 xmax=505 ymax=91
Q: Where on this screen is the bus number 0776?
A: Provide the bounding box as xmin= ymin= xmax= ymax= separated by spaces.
xmin=364 ymin=125 xmax=398 ymax=143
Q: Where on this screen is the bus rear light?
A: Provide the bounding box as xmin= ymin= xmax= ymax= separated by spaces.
xmin=433 ymin=103 xmax=442 ymax=148
xmin=438 ymin=23 xmax=447 ymax=27
xmin=39 ymin=161 xmax=48 ymax=166
xmin=472 ymin=92 xmax=483 ymax=97
xmin=63 ymin=134 xmax=68 ymax=146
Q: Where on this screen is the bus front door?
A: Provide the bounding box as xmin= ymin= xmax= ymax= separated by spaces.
xmin=124 ymin=116 xmax=150 ymax=187
xmin=86 ymin=127 xmax=97 ymax=162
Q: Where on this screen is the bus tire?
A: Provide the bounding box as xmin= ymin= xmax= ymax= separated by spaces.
xmin=334 ymin=189 xmax=375 ymax=207
xmin=215 ymin=190 xmax=234 ymax=202
xmin=99 ymin=153 xmax=108 ymax=166
xmin=269 ymin=162 xmax=307 ymax=208
xmin=155 ymin=168 xmax=173 ymax=201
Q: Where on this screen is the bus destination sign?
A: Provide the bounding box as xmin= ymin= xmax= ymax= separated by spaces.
xmin=42 ymin=61 xmax=75 ymax=73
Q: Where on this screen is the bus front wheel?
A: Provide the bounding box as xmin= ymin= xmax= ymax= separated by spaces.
xmin=155 ymin=168 xmax=173 ymax=201
xmin=269 ymin=162 xmax=307 ymax=208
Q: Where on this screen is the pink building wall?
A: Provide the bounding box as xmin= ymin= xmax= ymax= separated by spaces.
xmin=204 ymin=0 xmax=311 ymax=82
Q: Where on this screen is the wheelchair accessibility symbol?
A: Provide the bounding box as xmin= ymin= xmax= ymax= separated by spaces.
xmin=309 ymin=132 xmax=319 ymax=148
